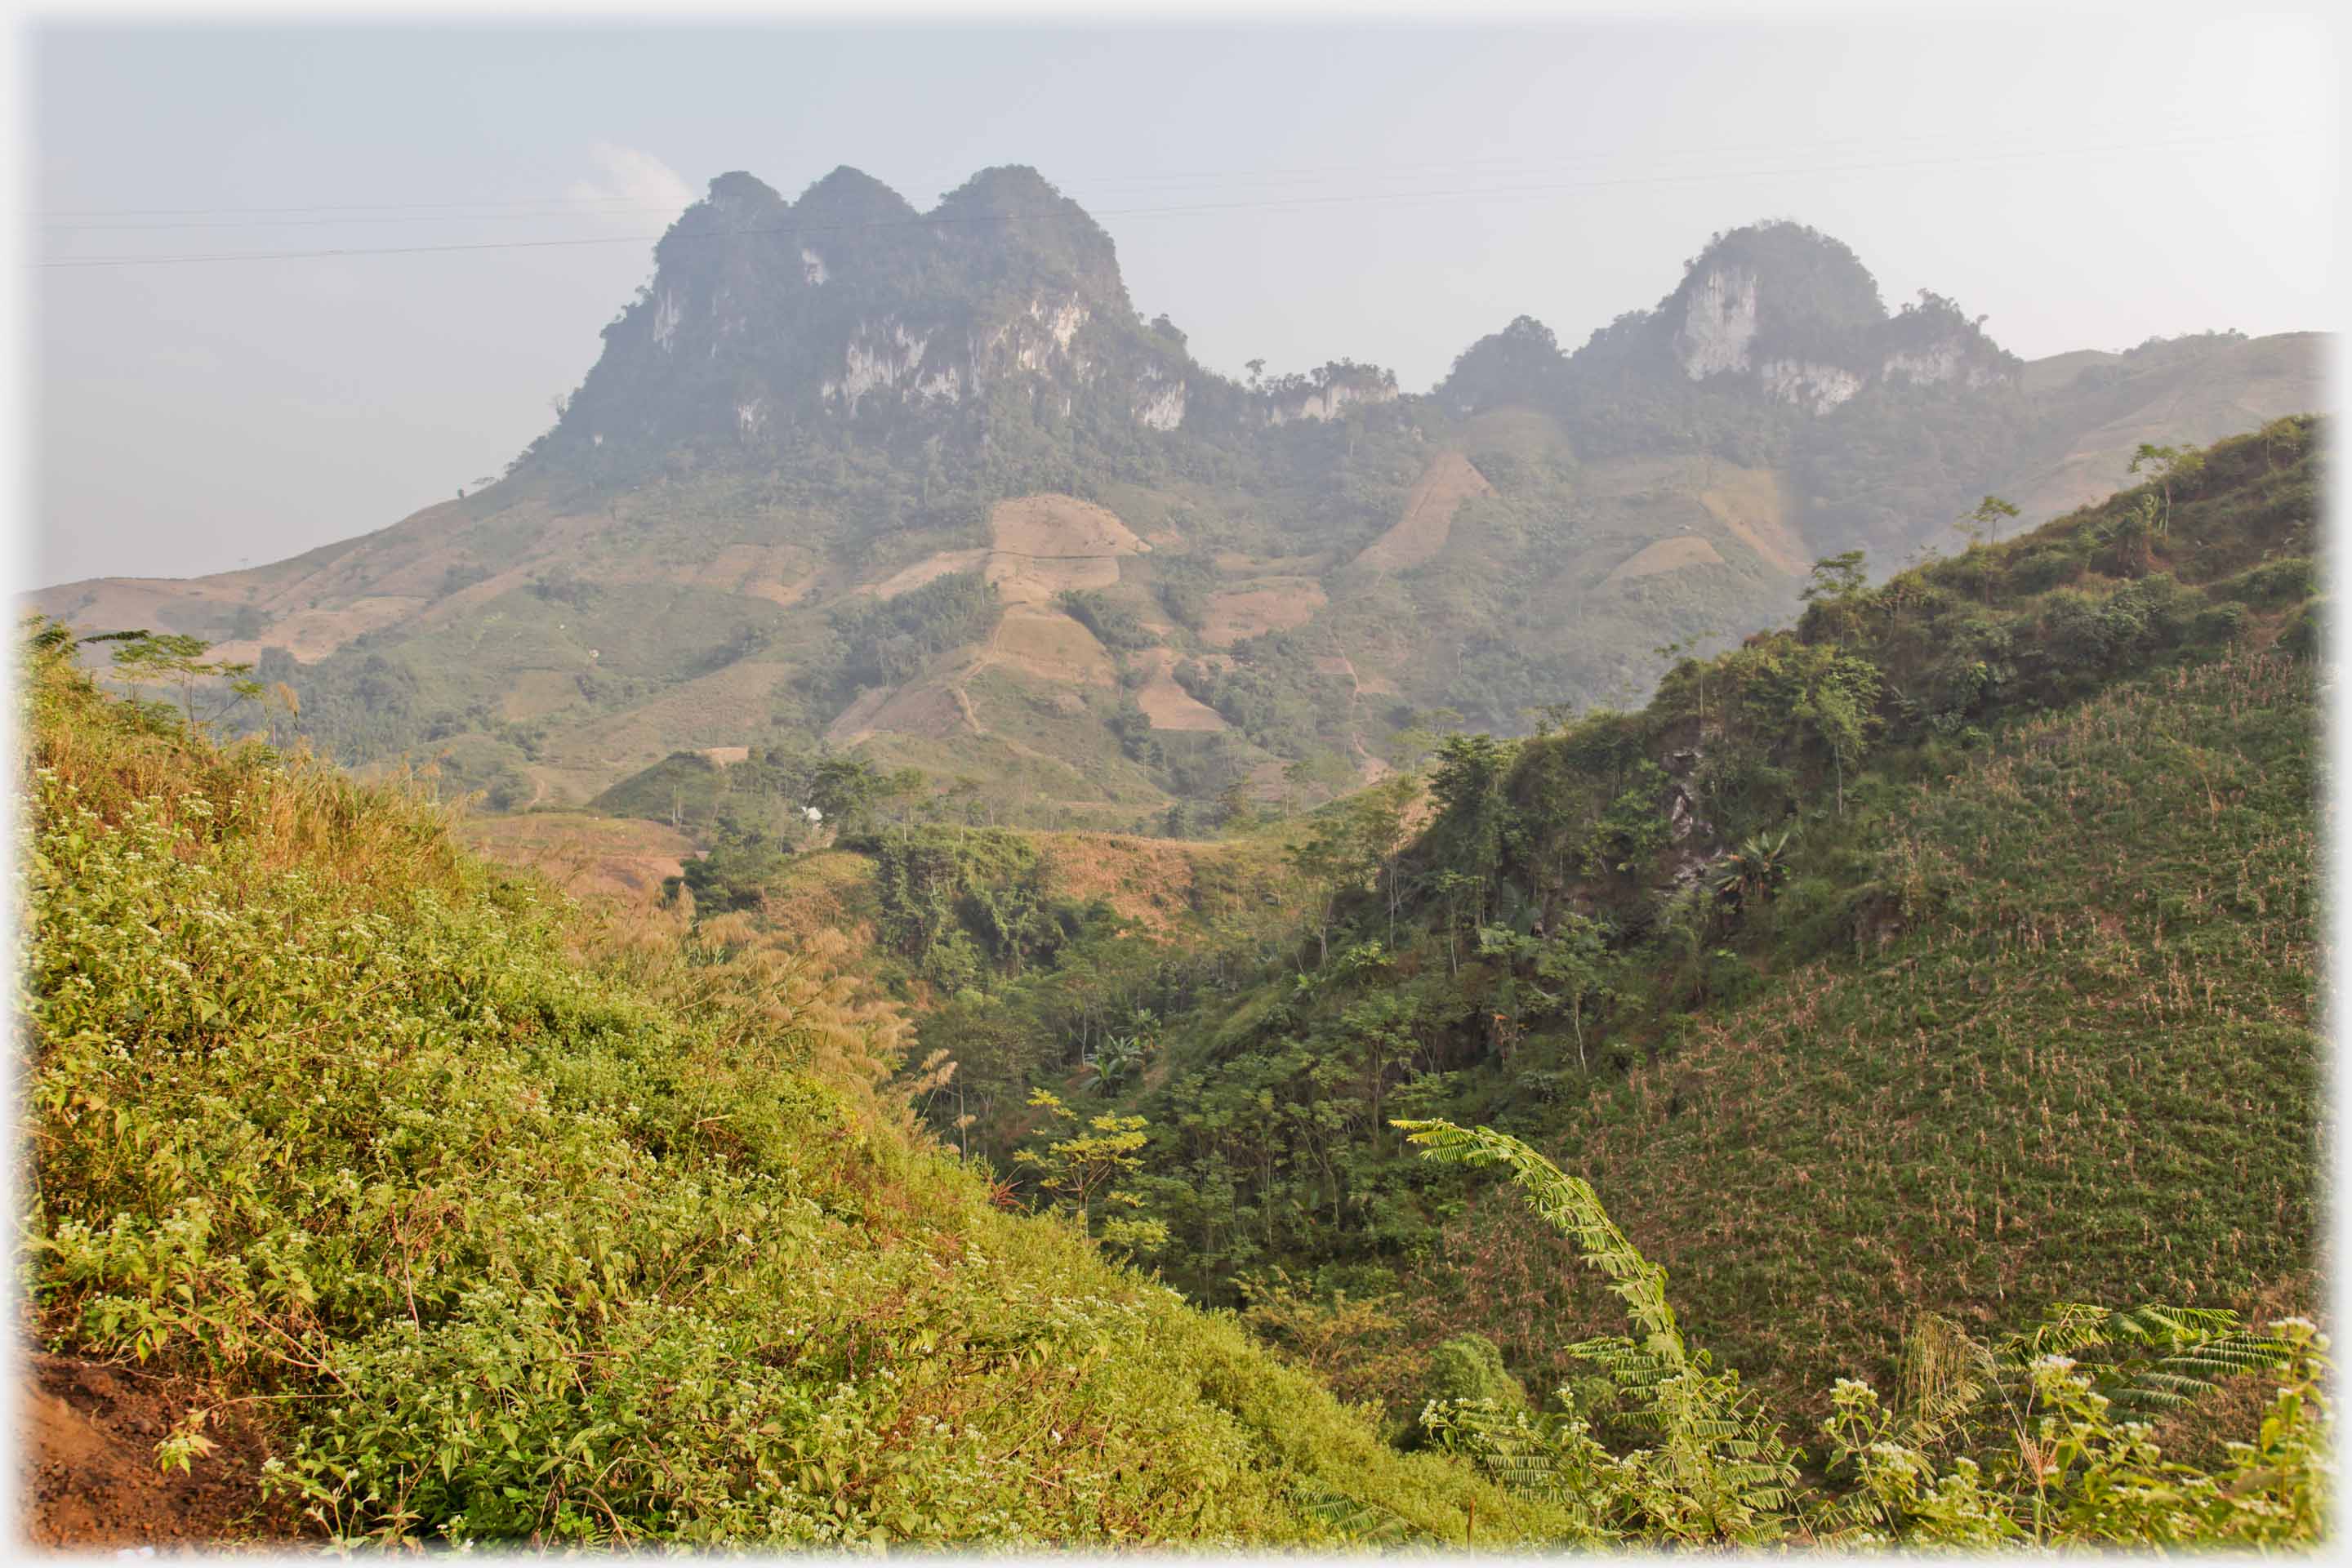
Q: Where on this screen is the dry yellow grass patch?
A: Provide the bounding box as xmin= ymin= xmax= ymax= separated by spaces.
xmin=1132 ymin=648 xmax=1226 ymax=732
xmin=514 ymin=764 xmax=612 ymax=811
xmin=1602 ymin=536 xmax=1726 ymax=588
xmin=757 ymin=849 xmax=883 ymax=951
xmin=1031 ymin=832 xmax=1250 ymax=933
xmin=1698 ymin=466 xmax=1807 ymax=577
xmin=459 ymin=812 xmax=697 ymax=904
xmin=983 ymin=494 xmax=1151 ymax=607
xmin=1200 ymin=580 xmax=1326 ymax=647
xmin=207 ymin=595 xmax=430 ymax=664
xmin=990 ymin=493 xmax=1150 ymax=559
xmin=1353 ymin=451 xmax=1496 ymax=573
xmin=866 ymin=548 xmax=991 ymax=600
xmin=991 ymin=605 xmax=1116 ymax=686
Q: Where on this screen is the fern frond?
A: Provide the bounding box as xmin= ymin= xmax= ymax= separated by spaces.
xmin=1396 ymin=1119 xmax=1807 ymax=1541
xmin=1294 ymin=1485 xmax=1432 ymax=1545
xmin=1395 ymin=1119 xmax=1681 ymax=1348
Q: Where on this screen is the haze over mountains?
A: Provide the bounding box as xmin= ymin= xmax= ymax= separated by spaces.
xmin=34 ymin=163 xmax=2326 ymax=823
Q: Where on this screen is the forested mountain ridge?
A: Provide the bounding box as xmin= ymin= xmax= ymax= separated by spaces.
xmin=903 ymin=416 xmax=2323 ymax=1425
xmin=31 ymin=171 xmax=2327 ymax=831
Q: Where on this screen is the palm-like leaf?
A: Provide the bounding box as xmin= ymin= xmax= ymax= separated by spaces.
xmin=1394 ymin=1118 xmax=1802 ymax=1539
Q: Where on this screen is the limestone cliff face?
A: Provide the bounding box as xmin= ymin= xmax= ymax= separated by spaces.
xmin=1263 ymin=362 xmax=1401 ymax=425
xmin=1661 ymin=225 xmax=2018 ymax=412
xmin=1673 ymin=266 xmax=1764 ymax=381
xmin=1439 ymin=221 xmax=2020 ymax=431
xmin=537 ymin=165 xmax=1199 ymax=470
xmin=1759 ymin=359 xmax=1864 ymax=414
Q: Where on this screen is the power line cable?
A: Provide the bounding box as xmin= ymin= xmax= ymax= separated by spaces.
xmin=42 ymin=122 xmax=2179 ymax=234
xmin=38 ymin=105 xmax=2275 ymax=224
xmin=36 ymin=128 xmax=2283 ymax=270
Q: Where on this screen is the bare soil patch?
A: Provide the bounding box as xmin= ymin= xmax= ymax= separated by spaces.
xmin=211 ymin=595 xmax=428 ymax=665
xmin=990 ymin=494 xmax=1149 ymax=559
xmin=20 ymin=1353 xmax=302 ymax=1549
xmin=825 ymin=684 xmax=898 ymax=746
xmin=983 ymin=496 xmax=1150 ymax=608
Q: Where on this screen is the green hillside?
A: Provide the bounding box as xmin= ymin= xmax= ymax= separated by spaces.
xmin=949 ymin=416 xmax=2324 ymax=1417
xmin=18 ymin=626 xmax=1563 ymax=1548
xmin=17 ymin=412 xmax=2328 ymax=1551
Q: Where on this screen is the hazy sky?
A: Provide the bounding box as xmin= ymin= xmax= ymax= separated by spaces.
xmin=25 ymin=11 xmax=2342 ymax=586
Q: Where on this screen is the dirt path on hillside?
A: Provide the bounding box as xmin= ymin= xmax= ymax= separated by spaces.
xmin=1321 ymin=643 xmax=1392 ymax=785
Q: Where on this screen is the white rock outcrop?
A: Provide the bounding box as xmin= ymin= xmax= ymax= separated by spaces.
xmin=1882 ymin=338 xmax=2009 ymax=390
xmin=1675 ymin=267 xmax=1760 ymax=379
xmin=1267 ymin=381 xmax=1400 ymax=425
xmin=1133 ymin=377 xmax=1187 ymax=431
xmin=1759 ymin=359 xmax=1864 ymax=413
xmin=822 ymin=319 xmax=932 ymax=413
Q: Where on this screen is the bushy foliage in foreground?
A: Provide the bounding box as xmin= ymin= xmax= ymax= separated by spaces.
xmin=18 ymin=626 xmax=1558 ymax=1547
xmin=1392 ymin=1120 xmax=2328 ymax=1549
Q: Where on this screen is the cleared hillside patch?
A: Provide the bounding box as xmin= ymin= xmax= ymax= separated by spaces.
xmin=868 ymin=547 xmax=991 ymax=600
xmin=1200 ymin=580 xmax=1327 ymax=647
xmin=1133 ymin=647 xmax=1227 ymax=732
xmin=1601 ymin=534 xmax=1726 ymax=587
xmin=1697 ymin=464 xmax=1806 ymax=576
xmin=990 ymin=604 xmax=1117 ymax=687
xmin=461 ymin=810 xmax=697 ymax=902
xmin=1352 ymin=451 xmax=1496 ymax=573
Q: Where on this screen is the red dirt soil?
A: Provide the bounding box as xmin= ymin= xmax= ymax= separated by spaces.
xmin=19 ymin=1353 xmax=301 ymax=1549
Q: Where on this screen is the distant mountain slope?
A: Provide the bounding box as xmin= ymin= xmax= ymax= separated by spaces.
xmin=31 ymin=178 xmax=2329 ymax=825
xmin=2006 ymin=330 xmax=2327 ymax=519
xmin=1013 ymin=416 xmax=2322 ymax=1416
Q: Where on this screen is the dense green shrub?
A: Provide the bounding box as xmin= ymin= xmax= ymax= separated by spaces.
xmin=1414 ymin=1334 xmax=1530 ymax=1444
